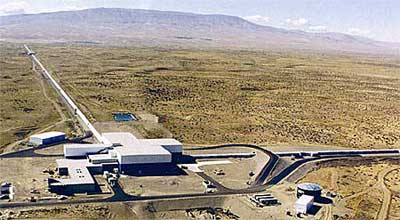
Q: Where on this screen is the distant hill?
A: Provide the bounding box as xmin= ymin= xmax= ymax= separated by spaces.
xmin=1 ymin=8 xmax=399 ymax=55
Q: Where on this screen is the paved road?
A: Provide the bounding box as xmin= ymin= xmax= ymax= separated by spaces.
xmin=196 ymin=172 xmax=231 ymax=193
xmin=0 ymin=134 xmax=92 ymax=159
xmin=187 ymin=144 xmax=280 ymax=186
xmin=4 ymin=151 xmax=392 ymax=209
xmin=0 ymin=143 xmax=279 ymax=208
xmin=1 ymin=141 xmax=399 ymax=209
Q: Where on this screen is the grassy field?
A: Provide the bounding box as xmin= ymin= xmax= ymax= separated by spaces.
xmin=1 ymin=43 xmax=399 ymax=151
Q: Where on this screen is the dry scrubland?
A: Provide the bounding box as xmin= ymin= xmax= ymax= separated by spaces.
xmin=0 ymin=203 xmax=133 ymax=220
xmin=300 ymin=160 xmax=400 ymax=220
xmin=0 ymin=43 xmax=61 ymax=151
xmin=119 ymin=172 xmax=205 ymax=196
xmin=0 ymin=43 xmax=80 ymax=152
xmin=385 ymin=168 xmax=400 ymax=220
xmin=1 ymin=43 xmax=400 ymax=151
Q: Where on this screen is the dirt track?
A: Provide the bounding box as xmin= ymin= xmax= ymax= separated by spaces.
xmin=377 ymin=167 xmax=399 ymax=220
xmin=2 ymin=68 xmax=68 ymax=153
xmin=322 ymin=170 xmax=338 ymax=220
xmin=337 ymin=166 xmax=396 ymax=220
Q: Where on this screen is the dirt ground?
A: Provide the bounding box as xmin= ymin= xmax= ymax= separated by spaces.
xmin=124 ymin=194 xmax=306 ymax=220
xmin=3 ymin=163 xmax=398 ymax=220
xmin=0 ymin=190 xmax=323 ymax=220
xmin=0 ymin=156 xmax=112 ymax=204
xmin=195 ymin=148 xmax=270 ymax=189
xmin=129 ymin=188 xmax=325 ymax=220
xmin=0 ymin=157 xmax=60 ymax=203
xmin=119 ymin=171 xmax=205 ymax=196
xmin=94 ymin=119 xmax=172 ymax=140
xmin=384 ymin=168 xmax=400 ymax=220
xmin=299 ymin=161 xmax=400 ymax=220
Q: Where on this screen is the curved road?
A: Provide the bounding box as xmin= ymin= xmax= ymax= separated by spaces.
xmin=0 ymin=147 xmax=383 ymax=209
xmin=0 ymin=143 xmax=399 ymax=210
xmin=187 ymin=144 xmax=279 ymax=187
xmin=0 ymin=133 xmax=92 ymax=159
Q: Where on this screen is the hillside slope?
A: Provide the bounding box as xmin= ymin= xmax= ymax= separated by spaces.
xmin=0 ymin=8 xmax=399 ymax=54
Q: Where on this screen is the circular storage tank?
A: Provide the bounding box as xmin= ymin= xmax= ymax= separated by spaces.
xmin=296 ymin=183 xmax=322 ymax=198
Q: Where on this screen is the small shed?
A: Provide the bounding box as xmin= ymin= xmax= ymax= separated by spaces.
xmin=29 ymin=131 xmax=65 ymax=145
xmin=294 ymin=195 xmax=314 ymax=214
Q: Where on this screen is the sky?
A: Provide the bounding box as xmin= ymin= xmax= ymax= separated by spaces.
xmin=0 ymin=0 xmax=399 ymax=42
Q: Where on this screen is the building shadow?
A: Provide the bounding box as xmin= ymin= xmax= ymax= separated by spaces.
xmin=179 ymin=155 xmax=197 ymax=164
xmin=47 ymin=178 xmax=103 ymax=196
xmin=122 ymin=164 xmax=188 ymax=176
xmin=315 ymin=196 xmax=333 ymax=204
xmin=307 ymin=204 xmax=322 ymax=215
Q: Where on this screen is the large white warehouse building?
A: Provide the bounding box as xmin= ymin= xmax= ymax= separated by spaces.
xmin=50 ymin=132 xmax=184 ymax=194
xmin=63 ymin=132 xmax=182 ymax=164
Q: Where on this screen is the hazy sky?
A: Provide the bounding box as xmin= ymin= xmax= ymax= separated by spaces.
xmin=0 ymin=0 xmax=399 ymax=42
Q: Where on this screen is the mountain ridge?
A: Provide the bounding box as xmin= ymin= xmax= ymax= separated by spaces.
xmin=1 ymin=8 xmax=399 ymax=55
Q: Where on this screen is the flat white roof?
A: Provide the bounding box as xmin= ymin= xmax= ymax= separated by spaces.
xmin=88 ymin=153 xmax=116 ymax=160
xmin=102 ymin=132 xmax=139 ymax=146
xmin=56 ymin=158 xmax=95 ymax=168
xmin=64 ymin=143 xmax=110 ymax=149
xmin=30 ymin=131 xmax=65 ymax=139
xmin=295 ymin=195 xmax=314 ymax=205
xmin=114 ymin=144 xmax=171 ymax=156
xmin=102 ymin=132 xmax=179 ymax=156
xmin=63 ymin=167 xmax=94 ymax=185
xmin=55 ymin=159 xmax=97 ymax=185
xmin=140 ymin=138 xmax=182 ymax=146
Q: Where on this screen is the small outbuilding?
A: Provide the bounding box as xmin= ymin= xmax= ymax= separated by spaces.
xmin=294 ymin=195 xmax=314 ymax=214
xmin=29 ymin=131 xmax=66 ymax=146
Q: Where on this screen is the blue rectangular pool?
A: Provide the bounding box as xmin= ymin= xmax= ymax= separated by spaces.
xmin=113 ymin=113 xmax=136 ymax=122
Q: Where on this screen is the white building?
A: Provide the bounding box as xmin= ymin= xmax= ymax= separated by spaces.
xmin=294 ymin=195 xmax=314 ymax=214
xmin=29 ymin=131 xmax=65 ymax=145
xmin=50 ymin=159 xmax=100 ymax=194
xmin=115 ymin=144 xmax=172 ymax=165
xmin=52 ymin=132 xmax=184 ymax=194
xmin=140 ymin=138 xmax=183 ymax=154
xmin=102 ymin=132 xmax=183 ymax=162
xmin=64 ymin=144 xmax=110 ymax=158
